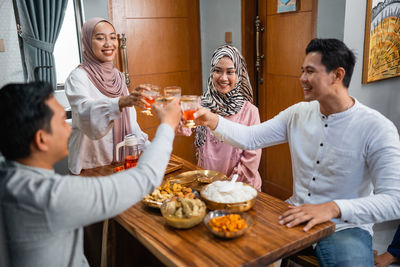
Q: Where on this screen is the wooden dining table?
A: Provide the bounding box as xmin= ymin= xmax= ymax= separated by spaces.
xmin=81 ymin=154 xmax=335 ymax=266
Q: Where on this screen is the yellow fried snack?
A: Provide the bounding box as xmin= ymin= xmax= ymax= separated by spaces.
xmin=209 ymin=214 xmax=248 ymax=232
xmin=143 ymin=181 xmax=196 ymax=203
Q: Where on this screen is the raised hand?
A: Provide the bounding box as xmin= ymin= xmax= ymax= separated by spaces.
xmin=193 ymin=107 xmax=219 ymax=130
xmin=118 ymin=84 xmax=152 ymax=110
xmin=153 ymin=98 xmax=182 ymax=131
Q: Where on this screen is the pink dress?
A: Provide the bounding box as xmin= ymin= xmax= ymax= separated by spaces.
xmin=180 ymin=101 xmax=262 ymax=190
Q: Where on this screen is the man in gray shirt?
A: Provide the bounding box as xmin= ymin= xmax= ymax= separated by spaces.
xmin=0 ymin=82 xmax=182 ymax=267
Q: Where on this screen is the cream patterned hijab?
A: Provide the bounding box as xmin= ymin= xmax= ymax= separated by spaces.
xmin=195 ymin=45 xmax=253 ymax=150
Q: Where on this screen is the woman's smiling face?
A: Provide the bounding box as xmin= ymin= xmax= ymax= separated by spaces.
xmin=212 ymin=57 xmax=237 ymax=94
xmin=91 ymin=21 xmax=118 ymax=62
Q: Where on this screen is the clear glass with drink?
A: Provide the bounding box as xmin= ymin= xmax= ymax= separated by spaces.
xmin=164 ymin=86 xmax=182 ymax=98
xmin=155 ymin=95 xmax=174 ymax=108
xmin=141 ymin=84 xmax=161 ymax=116
xmin=181 ymin=95 xmax=200 ymax=128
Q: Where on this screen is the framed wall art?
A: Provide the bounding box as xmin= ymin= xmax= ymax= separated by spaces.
xmin=362 ymin=0 xmax=400 ymax=83
xmin=277 ymin=0 xmax=297 ymax=13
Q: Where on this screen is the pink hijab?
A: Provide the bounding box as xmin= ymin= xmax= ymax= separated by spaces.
xmin=79 ymin=17 xmax=131 ymax=162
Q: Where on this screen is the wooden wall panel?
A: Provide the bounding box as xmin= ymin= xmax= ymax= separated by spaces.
xmin=266 ymin=12 xmax=313 ymax=77
xmin=186 ymin=0 xmax=202 ymax=94
xmin=261 ymin=144 xmax=293 ymax=199
xmin=258 ymin=75 xmax=302 ymax=197
xmin=255 ymin=0 xmax=317 ymax=199
xmin=126 ymin=19 xmax=189 ymax=75
xmin=110 ymin=0 xmax=201 ymax=164
xmin=241 ymin=0 xmax=257 ymax=99
xmin=265 ymin=74 xmax=304 ymax=119
xmin=125 ymin=0 xmax=187 ymax=18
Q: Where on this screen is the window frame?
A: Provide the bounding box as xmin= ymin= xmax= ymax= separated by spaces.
xmin=56 ymin=0 xmax=84 ymax=90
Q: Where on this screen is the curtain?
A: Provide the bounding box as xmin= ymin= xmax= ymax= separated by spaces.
xmin=14 ymin=0 xmax=68 ymax=89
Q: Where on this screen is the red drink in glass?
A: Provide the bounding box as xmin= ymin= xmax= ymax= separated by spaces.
xmin=144 ymin=98 xmax=155 ymax=109
xmin=124 ymin=155 xmax=139 ymax=169
xmin=183 ymin=109 xmax=196 ymax=121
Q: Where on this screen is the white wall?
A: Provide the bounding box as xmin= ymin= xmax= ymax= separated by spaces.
xmin=344 ymin=0 xmax=400 ymax=129
xmin=317 ymin=0 xmax=346 ymax=40
xmin=200 ymin=0 xmax=241 ymax=91
xmin=0 ymin=1 xmax=24 ymax=88
xmin=343 ymin=0 xmax=400 ymax=255
xmin=82 ymin=0 xmax=109 ymax=21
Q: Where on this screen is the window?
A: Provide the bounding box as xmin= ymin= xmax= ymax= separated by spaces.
xmin=54 ymin=0 xmax=83 ymax=87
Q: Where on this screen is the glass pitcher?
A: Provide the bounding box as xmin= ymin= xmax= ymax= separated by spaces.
xmin=115 ymin=134 xmax=143 ymax=169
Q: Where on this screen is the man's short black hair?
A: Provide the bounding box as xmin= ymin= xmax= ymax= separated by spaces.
xmin=306 ymin=38 xmax=356 ymax=88
xmin=0 ymin=82 xmax=54 ymax=160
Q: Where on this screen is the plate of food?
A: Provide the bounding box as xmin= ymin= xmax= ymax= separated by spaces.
xmin=161 ymin=198 xmax=207 ymax=229
xmin=200 ymin=181 xmax=258 ymax=212
xmin=168 ymin=170 xmax=229 ymax=191
xmin=204 ymin=210 xmax=253 ymax=239
xmin=142 ymin=181 xmax=197 ymax=208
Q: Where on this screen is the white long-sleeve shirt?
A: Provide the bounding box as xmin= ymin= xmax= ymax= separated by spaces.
xmin=65 ymin=68 xmax=149 ymax=174
xmin=213 ymin=99 xmax=400 ymax=235
xmin=0 ymin=124 xmax=174 ymax=267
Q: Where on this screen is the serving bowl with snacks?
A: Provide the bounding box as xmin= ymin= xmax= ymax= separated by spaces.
xmin=204 ymin=210 xmax=253 ymax=239
xmin=200 ymin=180 xmax=258 ymax=212
xmin=161 ymin=198 xmax=207 ymax=229
xmin=142 ymin=181 xmax=197 ymax=208
xmin=168 ymin=170 xmax=228 ymax=191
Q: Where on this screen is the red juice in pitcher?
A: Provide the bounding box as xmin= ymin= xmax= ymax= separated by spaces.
xmin=124 ymin=155 xmax=139 ymax=169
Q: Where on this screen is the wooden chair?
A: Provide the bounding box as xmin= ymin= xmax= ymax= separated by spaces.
xmin=281 ymin=246 xmax=319 ymax=267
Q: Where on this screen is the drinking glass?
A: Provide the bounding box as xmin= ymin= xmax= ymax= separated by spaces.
xmin=155 ymin=95 xmax=174 ymax=108
xmin=181 ymin=95 xmax=200 ymax=128
xmin=164 ymin=86 xmax=182 ymax=98
xmin=141 ymin=84 xmax=161 ymax=116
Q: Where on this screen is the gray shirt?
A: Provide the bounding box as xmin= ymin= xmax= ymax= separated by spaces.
xmin=0 ymin=123 xmax=174 ymax=267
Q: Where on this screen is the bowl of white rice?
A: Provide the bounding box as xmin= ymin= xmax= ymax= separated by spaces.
xmin=200 ymin=181 xmax=258 ymax=212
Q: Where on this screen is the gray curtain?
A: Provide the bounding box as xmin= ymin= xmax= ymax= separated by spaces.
xmin=0 ymin=154 xmax=10 ymax=267
xmin=14 ymin=0 xmax=68 ymax=89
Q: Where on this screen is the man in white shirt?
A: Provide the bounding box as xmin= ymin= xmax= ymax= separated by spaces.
xmin=193 ymin=38 xmax=400 ymax=266
xmin=0 ymin=81 xmax=181 ymax=267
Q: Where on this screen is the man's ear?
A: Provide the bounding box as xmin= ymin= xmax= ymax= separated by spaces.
xmin=33 ymin=130 xmax=49 ymax=152
xmin=334 ymin=67 xmax=346 ymax=83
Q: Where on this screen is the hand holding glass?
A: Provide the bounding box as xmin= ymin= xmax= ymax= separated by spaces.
xmin=141 ymin=84 xmax=161 ymax=116
xmin=181 ymin=95 xmax=200 ymax=128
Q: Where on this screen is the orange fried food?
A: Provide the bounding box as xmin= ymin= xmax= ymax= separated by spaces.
xmin=113 ymin=166 xmax=124 ymax=173
xmin=209 ymin=214 xmax=248 ymax=232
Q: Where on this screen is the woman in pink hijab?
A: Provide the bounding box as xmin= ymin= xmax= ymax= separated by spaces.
xmin=65 ymin=17 xmax=149 ymax=174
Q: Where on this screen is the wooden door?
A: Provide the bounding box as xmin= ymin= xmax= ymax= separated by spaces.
xmin=108 ymin=0 xmax=202 ymax=164
xmin=244 ymin=0 xmax=317 ymax=199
